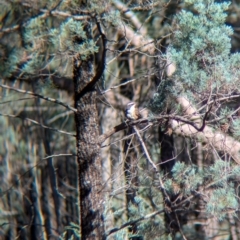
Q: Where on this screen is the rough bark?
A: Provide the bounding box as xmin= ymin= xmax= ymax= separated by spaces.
xmin=73 ymin=23 xmax=105 ymax=239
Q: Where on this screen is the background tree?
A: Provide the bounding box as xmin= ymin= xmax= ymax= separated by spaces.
xmin=1 ymin=0 xmax=240 ymax=239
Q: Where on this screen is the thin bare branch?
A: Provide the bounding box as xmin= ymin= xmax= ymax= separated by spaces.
xmin=132 ymin=125 xmax=171 ymax=207
xmin=0 ymin=83 xmax=77 ymax=112
xmin=106 ymin=209 xmax=164 ymax=236
xmin=133 ymin=126 xmax=158 ymax=172
xmin=100 ymin=78 xmax=138 ymax=94
xmin=0 ymin=112 xmax=75 ymax=136
xmin=0 ymin=97 xmax=35 ymax=105
xmin=43 ymin=153 xmax=75 ymax=159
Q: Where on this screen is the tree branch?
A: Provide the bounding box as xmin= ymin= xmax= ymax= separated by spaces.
xmin=0 ymin=112 xmax=75 ymax=136
xmin=0 ymin=83 xmax=77 ymax=112
xmin=75 ymin=16 xmax=107 ymax=100
xmin=133 ymin=125 xmax=158 ymax=172
xmin=106 ymin=209 xmax=164 ymax=237
xmin=133 ymin=125 xmax=169 ymax=193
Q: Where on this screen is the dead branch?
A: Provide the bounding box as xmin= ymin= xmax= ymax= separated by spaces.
xmin=0 ymin=112 xmax=75 ymax=136
xmin=106 ymin=209 xmax=164 ymax=236
xmin=133 ymin=125 xmax=158 ymax=172
xmin=173 ymin=97 xmax=240 ymax=164
xmin=0 ymin=83 xmax=77 ymax=112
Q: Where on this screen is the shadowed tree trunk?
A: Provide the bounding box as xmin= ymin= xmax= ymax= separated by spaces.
xmin=73 ymin=21 xmax=105 ymax=239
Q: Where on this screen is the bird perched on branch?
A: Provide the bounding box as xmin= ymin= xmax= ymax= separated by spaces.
xmin=125 ymin=102 xmax=142 ymax=120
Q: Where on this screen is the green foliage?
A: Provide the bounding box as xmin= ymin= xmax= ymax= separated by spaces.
xmin=170 ymin=1 xmax=232 ymax=91
xmin=151 ymin=0 xmax=240 ymax=114
xmin=24 ymin=17 xmax=47 ymax=48
xmin=50 ymin=19 xmax=98 ymax=59
xmin=168 ymin=0 xmax=236 ymax=92
xmin=127 ymin=195 xmax=164 ymax=239
xmin=167 ymin=160 xmax=240 ymax=220
xmin=233 ymin=119 xmax=240 ymax=139
xmin=114 ymin=229 xmax=128 ymax=240
xmin=103 ymin=10 xmax=121 ymax=27
xmin=218 ymin=107 xmax=232 ymax=122
xmin=0 ymin=48 xmax=21 ymax=77
xmin=206 ymin=160 xmax=229 ymax=187
xmin=150 ymin=79 xmax=179 ymax=113
xmin=88 ymin=0 xmax=113 ymax=13
xmin=22 ymin=54 xmax=45 ymax=75
xmin=0 ymin=3 xmax=101 ymax=79
xmin=23 ymin=17 xmax=99 ymax=76
xmin=120 ymin=147 xmax=240 ymax=237
xmin=206 ymin=160 xmax=240 ymax=187
xmin=150 ymin=0 xmax=240 ymax=224
xmin=170 ymin=162 xmax=203 ymax=194
xmin=206 ymin=187 xmax=238 ymax=220
xmin=111 ymin=168 xmax=166 ymax=239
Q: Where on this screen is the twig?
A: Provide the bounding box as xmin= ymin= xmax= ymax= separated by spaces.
xmin=106 ymin=209 xmax=165 ymax=236
xmin=43 ymin=153 xmax=75 ymax=159
xmin=100 ymin=78 xmax=138 ymax=94
xmin=101 ymin=131 xmax=136 ymax=148
xmin=0 ymin=112 xmax=75 ymax=136
xmin=175 ymin=212 xmax=188 ymax=240
xmin=0 ymin=151 xmax=74 ymax=198
xmin=132 ymin=126 xmax=168 ymax=195
xmin=207 ymin=105 xmax=240 ymax=124
xmin=0 ymin=97 xmax=35 ymax=105
xmin=197 ymin=94 xmax=240 ymax=113
xmin=106 ymin=194 xmax=194 ymax=237
xmin=133 ymin=126 xmax=158 ymax=171
xmin=0 ymin=83 xmax=77 ymax=112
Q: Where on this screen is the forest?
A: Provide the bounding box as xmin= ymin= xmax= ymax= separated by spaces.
xmin=1 ymin=0 xmax=240 ymax=239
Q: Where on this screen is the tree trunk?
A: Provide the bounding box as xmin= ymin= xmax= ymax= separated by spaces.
xmin=73 ymin=23 xmax=105 ymax=239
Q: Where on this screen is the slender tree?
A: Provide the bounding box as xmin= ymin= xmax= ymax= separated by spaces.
xmin=73 ymin=18 xmax=105 ymax=239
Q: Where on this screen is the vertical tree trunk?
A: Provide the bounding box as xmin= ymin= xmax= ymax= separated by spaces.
xmin=73 ymin=22 xmax=105 ymax=239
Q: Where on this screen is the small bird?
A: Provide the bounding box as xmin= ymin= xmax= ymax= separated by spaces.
xmin=125 ymin=102 xmax=142 ymax=120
